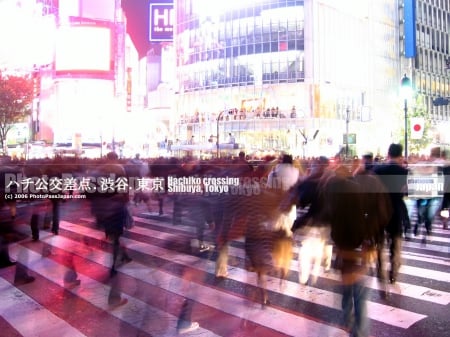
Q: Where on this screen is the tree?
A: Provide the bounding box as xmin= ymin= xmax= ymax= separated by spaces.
xmin=0 ymin=72 xmax=34 ymax=154
xmin=395 ymin=93 xmax=433 ymax=156
xmin=408 ymin=94 xmax=433 ymax=155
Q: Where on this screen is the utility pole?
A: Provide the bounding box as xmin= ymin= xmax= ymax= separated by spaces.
xmin=216 ymin=110 xmax=224 ymax=158
xmin=345 ymin=107 xmax=350 ymax=159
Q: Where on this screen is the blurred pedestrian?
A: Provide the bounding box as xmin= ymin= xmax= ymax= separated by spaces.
xmin=290 ymin=156 xmax=332 ymax=285
xmin=108 ymin=272 xmax=128 ymax=308
xmin=373 ymin=143 xmax=409 ymax=284
xmin=176 ymin=299 xmax=199 ymax=334
xmin=212 ymin=163 xmax=244 ymax=278
xmin=126 ymin=153 xmax=151 ymax=210
xmin=63 ymin=252 xmax=81 ymax=289
xmin=410 ymin=147 xmax=446 ymax=242
xmin=242 ymin=190 xmax=280 ymax=306
xmin=353 ymin=152 xmax=393 ymax=297
xmin=0 ymin=161 xmax=21 ymax=221
xmin=93 ymin=152 xmax=132 ymax=277
xmin=440 ymin=150 xmax=450 ymax=229
xmin=0 ymin=219 xmax=16 ymax=269
xmin=267 ymin=154 xmax=300 ymax=234
xmin=43 ymin=158 xmax=67 ymax=235
xmin=14 ymin=246 xmax=35 ymax=286
xmin=23 ymin=160 xmax=47 ymax=241
xmin=323 ymin=165 xmax=372 ymax=337
xmin=190 ymin=193 xmax=215 ymax=253
xmin=267 ymin=154 xmax=300 ymax=284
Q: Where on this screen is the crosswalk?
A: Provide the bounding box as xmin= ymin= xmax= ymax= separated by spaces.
xmin=1 ymin=208 xmax=449 ymax=337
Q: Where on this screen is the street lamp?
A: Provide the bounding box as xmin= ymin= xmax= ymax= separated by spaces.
xmin=216 ymin=110 xmax=225 ymax=158
xmin=345 ymin=106 xmax=350 ymax=159
xmin=401 ymin=74 xmax=412 ymax=160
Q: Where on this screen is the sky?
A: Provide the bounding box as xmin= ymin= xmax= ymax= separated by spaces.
xmin=122 ymin=0 xmax=166 ymax=57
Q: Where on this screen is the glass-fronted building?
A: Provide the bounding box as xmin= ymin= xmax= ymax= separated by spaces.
xmin=413 ymin=0 xmax=450 ymax=145
xmin=174 ymin=0 xmax=309 ymax=157
xmin=415 ymin=0 xmax=450 ymax=120
xmin=172 ymin=0 xmax=401 ymax=158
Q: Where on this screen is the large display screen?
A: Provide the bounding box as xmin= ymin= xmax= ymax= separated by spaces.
xmin=55 ymin=22 xmax=113 ymax=76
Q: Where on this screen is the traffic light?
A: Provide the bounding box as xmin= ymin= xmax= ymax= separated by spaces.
xmin=433 ymin=97 xmax=449 ymax=106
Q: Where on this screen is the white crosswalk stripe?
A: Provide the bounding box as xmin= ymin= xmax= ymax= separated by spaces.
xmin=1 ymin=213 xmax=449 ymax=337
xmin=6 ymin=243 xmax=217 ymax=337
xmin=0 ymin=277 xmax=88 ymax=337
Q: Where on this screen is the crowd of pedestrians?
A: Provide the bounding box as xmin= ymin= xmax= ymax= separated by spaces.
xmin=1 ymin=144 xmax=450 ymax=336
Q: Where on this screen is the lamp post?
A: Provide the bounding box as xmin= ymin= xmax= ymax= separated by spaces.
xmin=345 ymin=106 xmax=350 ymax=159
xmin=401 ymin=74 xmax=412 ymax=160
xmin=216 ymin=110 xmax=225 ymax=158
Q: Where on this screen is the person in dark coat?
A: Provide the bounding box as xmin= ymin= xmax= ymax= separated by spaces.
xmin=93 ymin=152 xmax=132 ymax=277
xmin=441 ymin=150 xmax=450 ymax=229
xmin=373 ymin=143 xmax=409 ymax=284
xmin=323 ymin=163 xmax=380 ymax=337
xmin=287 ymin=156 xmax=333 ymax=285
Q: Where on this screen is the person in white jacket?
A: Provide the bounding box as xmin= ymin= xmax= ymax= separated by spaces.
xmin=267 ymin=154 xmax=301 ymax=234
xmin=267 ymin=154 xmax=300 ymax=192
xmin=266 ymin=154 xmax=301 ymax=286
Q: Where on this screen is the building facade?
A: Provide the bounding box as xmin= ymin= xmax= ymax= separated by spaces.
xmin=5 ymin=0 xmax=449 ymax=158
xmin=172 ymin=0 xmax=401 ymax=158
xmin=171 ymin=0 xmax=449 ymax=158
xmin=412 ymin=0 xmax=450 ymax=145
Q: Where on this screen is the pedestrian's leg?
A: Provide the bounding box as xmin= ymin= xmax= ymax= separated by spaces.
xmin=8 ymin=201 xmax=16 ymax=220
xmin=403 ymin=211 xmax=411 ymax=240
xmin=64 ymin=253 xmax=80 ymax=288
xmin=414 ymin=199 xmax=422 ymax=236
xmin=176 ymin=298 xmax=198 ymax=334
xmin=51 ymin=200 xmax=60 ymax=235
xmin=30 ymin=214 xmax=39 ymax=241
xmin=215 ymin=243 xmax=229 ymax=277
xmin=0 ymin=236 xmax=16 ymax=267
xmin=376 ymin=231 xmax=386 ymax=282
xmin=110 ymin=234 xmax=120 ymax=276
xmin=108 ymin=273 xmax=127 ymax=307
xmin=173 ymin=195 xmax=182 ymax=225
xmin=389 ymin=235 xmax=402 ymax=283
xmin=14 ymin=248 xmax=34 ymax=285
xmin=323 ymin=244 xmax=333 ymax=271
xmin=426 ymin=198 xmax=441 ymax=234
xmin=322 ymin=226 xmax=332 ymax=271
xmin=310 ymin=238 xmax=323 ymax=285
xmin=158 ymin=194 xmax=164 ymax=215
xmin=299 ymin=238 xmax=312 ymax=285
xmin=197 ymin=220 xmax=209 ymax=252
xmin=119 ymin=238 xmax=132 ymax=263
xmin=341 ymin=284 xmax=354 ymax=331
xmin=258 ymin=271 xmax=269 ymax=306
xmin=352 ymin=281 xmax=369 ymax=337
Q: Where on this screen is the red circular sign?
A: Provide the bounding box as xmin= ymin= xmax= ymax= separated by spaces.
xmin=413 ymin=124 xmax=422 ymax=132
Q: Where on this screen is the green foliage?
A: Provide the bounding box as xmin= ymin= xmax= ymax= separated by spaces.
xmin=395 ymin=93 xmax=433 ymax=155
xmin=408 ymin=94 xmax=433 ymax=154
xmin=0 ymin=72 xmax=34 ymax=152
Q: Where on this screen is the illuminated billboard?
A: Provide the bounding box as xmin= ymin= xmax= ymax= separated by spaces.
xmin=55 ymin=20 xmax=113 ymax=77
xmin=149 ymin=3 xmax=174 ymax=42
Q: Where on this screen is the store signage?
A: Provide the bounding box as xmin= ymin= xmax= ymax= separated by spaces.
xmin=149 ymin=3 xmax=174 ymax=42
